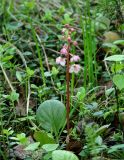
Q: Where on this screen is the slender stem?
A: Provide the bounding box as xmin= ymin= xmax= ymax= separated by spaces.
xmin=71 ymin=73 xmax=74 ymax=101
xmin=66 ymin=43 xmax=70 ymax=137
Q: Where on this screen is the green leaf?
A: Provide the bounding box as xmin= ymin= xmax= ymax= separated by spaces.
xmin=113 ymin=40 xmax=124 ymax=45
xmin=6 ymin=22 xmax=23 ymax=31
xmin=58 ymin=6 xmax=65 ymax=14
xmin=105 ymin=88 xmax=115 ymax=96
xmin=62 ymin=13 xmax=73 ymax=24
xmin=104 ymin=55 xmax=124 ymax=61
xmin=108 ymin=144 xmax=124 ymax=153
xmin=52 ymin=150 xmax=79 ymax=160
xmin=26 ymin=67 xmax=34 ymax=77
xmin=102 ymin=43 xmax=118 ymax=49
xmin=34 ymin=131 xmax=55 ymax=146
xmin=95 ymin=136 xmax=103 ymax=145
xmin=44 ymin=71 xmax=51 ymax=77
xmin=17 ymin=133 xmax=26 ymax=140
xmin=95 ymin=15 xmax=110 ymax=31
xmin=2 ymin=55 xmax=13 ymax=62
xmin=24 ymin=0 xmax=35 ymax=10
xmin=52 ymin=67 xmax=59 ymax=75
xmin=111 ymin=63 xmax=124 ymax=73
xmin=36 ymin=100 xmax=66 ymax=136
xmin=16 ymin=71 xmax=22 ymax=82
xmin=10 ymin=91 xmax=19 ymax=102
xmin=113 ymin=74 xmax=124 ymax=90
xmin=16 ymin=133 xmax=28 ymax=145
xmin=43 ymin=152 xmax=52 ymax=160
xmin=24 ymin=142 xmax=40 ymax=151
xmin=76 ymin=87 xmax=85 ymax=101
xmin=42 ymin=144 xmax=59 ymax=152
xmin=119 ymin=112 xmax=124 ymax=123
xmin=23 ymin=51 xmax=32 ymax=56
xmin=93 ymin=111 xmax=103 ymax=117
xmin=43 ymin=10 xmax=53 ymax=21
xmin=96 ymin=124 xmax=110 ymax=135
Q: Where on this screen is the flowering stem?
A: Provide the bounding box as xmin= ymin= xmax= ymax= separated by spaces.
xmin=56 ymin=25 xmax=80 ymax=143
xmin=66 ymin=43 xmax=70 ymax=139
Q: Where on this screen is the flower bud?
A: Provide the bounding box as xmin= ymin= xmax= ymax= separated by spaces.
xmin=64 ymin=24 xmax=70 ymax=28
xmin=70 ymin=28 xmax=75 ymax=32
xmin=67 ymin=36 xmax=72 ymax=42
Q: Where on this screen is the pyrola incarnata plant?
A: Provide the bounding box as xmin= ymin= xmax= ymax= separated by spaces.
xmin=56 ymin=24 xmax=81 ymax=143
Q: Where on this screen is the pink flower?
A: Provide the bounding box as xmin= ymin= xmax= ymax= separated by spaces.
xmin=70 ymin=55 xmax=80 ymax=62
xmin=73 ymin=41 xmax=78 ymax=46
xmin=60 ymin=47 xmax=68 ymax=55
xmin=56 ymin=57 xmax=66 ymax=66
xmin=69 ymin=64 xmax=81 ymax=74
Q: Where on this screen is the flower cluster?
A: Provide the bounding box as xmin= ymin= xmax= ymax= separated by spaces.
xmin=56 ymin=24 xmax=81 ymax=74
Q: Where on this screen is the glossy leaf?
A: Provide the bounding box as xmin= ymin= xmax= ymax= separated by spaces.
xmin=52 ymin=150 xmax=79 ymax=160
xmin=113 ymin=74 xmax=124 ymax=90
xmin=24 ymin=142 xmax=40 ymax=151
xmin=104 ymin=55 xmax=124 ymax=61
xmin=42 ymin=144 xmax=59 ymax=152
xmin=36 ymin=100 xmax=66 ymax=136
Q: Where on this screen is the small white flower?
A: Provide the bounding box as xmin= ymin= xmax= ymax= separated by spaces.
xmin=69 ymin=64 xmax=81 ymax=73
xmin=70 ymin=55 xmax=80 ymax=62
xmin=56 ymin=57 xmax=66 ymax=66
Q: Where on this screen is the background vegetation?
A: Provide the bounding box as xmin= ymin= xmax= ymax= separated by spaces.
xmin=0 ymin=0 xmax=124 ymax=159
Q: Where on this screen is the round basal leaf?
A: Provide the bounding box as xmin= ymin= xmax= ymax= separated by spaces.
xmin=36 ymin=100 xmax=66 ymax=135
xmin=104 ymin=55 xmax=124 ymax=61
xmin=24 ymin=142 xmax=40 ymax=151
xmin=42 ymin=144 xmax=59 ymax=152
xmin=52 ymin=150 xmax=79 ymax=160
xmin=113 ymin=74 xmax=124 ymax=90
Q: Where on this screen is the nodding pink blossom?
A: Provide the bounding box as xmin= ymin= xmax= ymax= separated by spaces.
xmin=73 ymin=41 xmax=78 ymax=46
xmin=60 ymin=47 xmax=68 ymax=55
xmin=70 ymin=55 xmax=80 ymax=62
xmin=56 ymin=57 xmax=66 ymax=66
xmin=69 ymin=64 xmax=81 ymax=74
